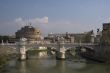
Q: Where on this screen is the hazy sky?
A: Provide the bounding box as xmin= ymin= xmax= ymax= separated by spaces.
xmin=0 ymin=0 xmax=110 ymax=35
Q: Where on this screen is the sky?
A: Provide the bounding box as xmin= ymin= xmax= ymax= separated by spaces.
xmin=0 ymin=0 xmax=110 ymax=36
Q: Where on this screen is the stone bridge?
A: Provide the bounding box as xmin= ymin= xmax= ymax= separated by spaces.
xmin=0 ymin=38 xmax=98 ymax=60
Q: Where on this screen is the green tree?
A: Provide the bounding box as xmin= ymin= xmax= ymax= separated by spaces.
xmin=0 ymin=35 xmax=10 ymax=43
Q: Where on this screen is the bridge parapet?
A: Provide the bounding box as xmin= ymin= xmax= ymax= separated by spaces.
xmin=0 ymin=40 xmax=98 ymax=60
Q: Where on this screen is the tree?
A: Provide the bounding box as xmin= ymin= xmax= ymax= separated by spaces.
xmin=0 ymin=35 xmax=10 ymax=43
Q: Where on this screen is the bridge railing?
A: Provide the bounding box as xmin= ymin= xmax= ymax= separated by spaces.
xmin=0 ymin=42 xmax=98 ymax=46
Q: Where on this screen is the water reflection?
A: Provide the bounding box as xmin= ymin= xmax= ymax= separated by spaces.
xmin=5 ymin=51 xmax=110 ymax=73
xmin=54 ymin=61 xmax=66 ymax=73
xmin=67 ymin=61 xmax=86 ymax=69
xmin=27 ymin=51 xmax=49 ymax=59
xmin=20 ymin=61 xmax=26 ymax=73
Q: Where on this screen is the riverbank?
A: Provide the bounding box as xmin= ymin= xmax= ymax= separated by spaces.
xmin=0 ymin=46 xmax=17 ymax=73
xmin=0 ymin=54 xmax=11 ymax=72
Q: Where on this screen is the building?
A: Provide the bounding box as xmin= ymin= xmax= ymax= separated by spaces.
xmin=44 ymin=31 xmax=95 ymax=43
xmin=15 ymin=25 xmax=42 ymax=42
xmin=44 ymin=32 xmax=74 ymax=43
xmin=101 ymin=23 xmax=110 ymax=44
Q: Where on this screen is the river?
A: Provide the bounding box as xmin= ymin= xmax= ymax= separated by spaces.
xmin=4 ymin=51 xmax=110 ymax=73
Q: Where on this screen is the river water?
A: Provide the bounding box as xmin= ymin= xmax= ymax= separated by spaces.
xmin=4 ymin=51 xmax=110 ymax=73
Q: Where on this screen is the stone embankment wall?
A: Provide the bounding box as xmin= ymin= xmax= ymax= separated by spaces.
xmin=0 ymin=46 xmax=17 ymax=72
